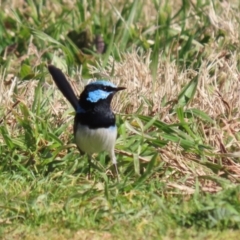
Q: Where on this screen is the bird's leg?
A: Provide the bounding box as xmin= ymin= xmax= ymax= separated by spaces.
xmin=87 ymin=155 xmax=92 ymax=180
xmin=111 ymin=151 xmax=119 ymax=182
xmin=114 ymin=163 xmax=119 ymax=183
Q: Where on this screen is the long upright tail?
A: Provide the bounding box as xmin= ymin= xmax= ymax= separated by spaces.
xmin=48 ymin=65 xmax=79 ymax=111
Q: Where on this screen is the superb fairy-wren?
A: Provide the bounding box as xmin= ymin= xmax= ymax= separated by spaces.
xmin=48 ymin=65 xmax=125 ymax=180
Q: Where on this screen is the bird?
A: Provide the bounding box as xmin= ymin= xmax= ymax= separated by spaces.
xmin=48 ymin=65 xmax=125 ymax=180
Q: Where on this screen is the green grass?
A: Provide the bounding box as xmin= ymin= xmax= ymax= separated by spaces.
xmin=1 ymin=173 xmax=240 ymax=239
xmin=1 ymin=0 xmax=240 ymax=239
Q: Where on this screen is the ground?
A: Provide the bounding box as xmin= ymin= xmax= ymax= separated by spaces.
xmin=0 ymin=0 xmax=240 ymax=239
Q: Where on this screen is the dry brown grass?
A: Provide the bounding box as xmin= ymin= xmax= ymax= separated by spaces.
xmin=87 ymin=45 xmax=240 ymax=193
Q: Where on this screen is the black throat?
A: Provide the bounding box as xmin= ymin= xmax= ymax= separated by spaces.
xmin=74 ymin=95 xmax=116 ymax=129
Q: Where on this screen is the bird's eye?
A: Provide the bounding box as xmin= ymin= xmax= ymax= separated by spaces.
xmin=103 ymin=86 xmax=107 ymax=91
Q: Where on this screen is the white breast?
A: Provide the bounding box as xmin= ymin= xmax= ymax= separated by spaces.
xmin=75 ymin=123 xmax=117 ymax=155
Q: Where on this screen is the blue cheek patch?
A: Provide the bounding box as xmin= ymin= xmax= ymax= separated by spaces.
xmin=87 ymin=90 xmax=112 ymax=103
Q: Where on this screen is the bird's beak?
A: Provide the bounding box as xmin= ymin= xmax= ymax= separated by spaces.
xmin=115 ymin=86 xmax=126 ymax=92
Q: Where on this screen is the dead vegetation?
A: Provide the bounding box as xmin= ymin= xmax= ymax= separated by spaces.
xmin=0 ymin=0 xmax=240 ymax=195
